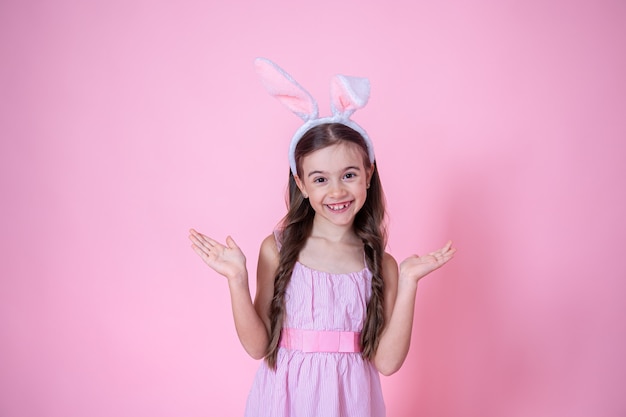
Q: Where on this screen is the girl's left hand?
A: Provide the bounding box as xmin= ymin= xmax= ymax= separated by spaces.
xmin=399 ymin=241 xmax=456 ymax=284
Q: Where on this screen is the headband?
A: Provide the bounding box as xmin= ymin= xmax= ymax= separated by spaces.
xmin=254 ymin=57 xmax=375 ymax=175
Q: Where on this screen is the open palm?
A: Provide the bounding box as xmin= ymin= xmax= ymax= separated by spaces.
xmin=399 ymin=241 xmax=456 ymax=283
xmin=189 ymin=229 xmax=246 ymax=280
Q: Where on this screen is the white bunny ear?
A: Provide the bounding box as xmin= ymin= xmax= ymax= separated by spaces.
xmin=330 ymin=75 xmax=370 ymax=118
xmin=254 ymin=57 xmax=319 ymax=121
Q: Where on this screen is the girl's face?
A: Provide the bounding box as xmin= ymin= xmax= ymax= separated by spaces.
xmin=294 ymin=142 xmax=373 ymax=229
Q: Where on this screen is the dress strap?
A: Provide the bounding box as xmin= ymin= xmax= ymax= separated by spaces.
xmin=280 ymin=328 xmax=362 ymax=353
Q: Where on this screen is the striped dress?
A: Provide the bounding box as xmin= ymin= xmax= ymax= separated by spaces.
xmin=244 ymin=260 xmax=386 ymax=417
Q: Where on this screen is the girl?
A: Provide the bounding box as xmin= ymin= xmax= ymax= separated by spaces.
xmin=189 ymin=59 xmax=455 ymax=417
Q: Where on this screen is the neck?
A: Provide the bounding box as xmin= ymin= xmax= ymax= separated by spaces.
xmin=310 ymin=215 xmax=358 ymax=243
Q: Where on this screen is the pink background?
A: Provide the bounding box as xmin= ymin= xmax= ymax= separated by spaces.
xmin=1 ymin=1 xmax=625 ymax=416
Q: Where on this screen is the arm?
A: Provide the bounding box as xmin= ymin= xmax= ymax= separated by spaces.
xmin=373 ymin=241 xmax=456 ymax=376
xmin=189 ymin=229 xmax=278 ymax=359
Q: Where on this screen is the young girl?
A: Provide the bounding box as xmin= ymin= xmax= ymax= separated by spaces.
xmin=189 ymin=59 xmax=455 ymax=417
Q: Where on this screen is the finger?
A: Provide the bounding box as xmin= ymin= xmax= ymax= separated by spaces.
xmin=191 ymin=231 xmax=221 ymax=250
xmin=191 ymin=243 xmax=210 ymax=259
xmin=202 ymin=235 xmax=221 ymax=248
xmin=189 ymin=228 xmax=206 ymax=239
xmin=189 ymin=229 xmax=213 ymax=247
xmin=193 ymin=236 xmax=221 ymax=257
xmin=190 ymin=234 xmax=211 ymax=252
xmin=226 ymin=235 xmax=239 ymax=249
xmin=440 ymin=248 xmax=456 ymax=263
xmin=427 ymin=248 xmax=444 ymax=258
xmin=189 ymin=233 xmax=203 ymax=247
xmin=432 ymin=241 xmax=453 ymax=256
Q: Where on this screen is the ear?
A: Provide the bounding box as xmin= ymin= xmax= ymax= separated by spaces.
xmin=293 ymin=174 xmax=308 ymax=198
xmin=254 ymin=57 xmax=319 ymax=121
xmin=366 ymin=164 xmax=374 ymax=187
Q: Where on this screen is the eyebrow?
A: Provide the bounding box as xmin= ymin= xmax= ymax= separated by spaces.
xmin=307 ymin=166 xmax=361 ymax=177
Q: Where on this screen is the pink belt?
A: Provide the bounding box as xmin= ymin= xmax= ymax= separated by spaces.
xmin=280 ymin=328 xmax=362 ymax=353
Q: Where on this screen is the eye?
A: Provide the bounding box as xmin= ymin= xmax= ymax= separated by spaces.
xmin=313 ymin=177 xmax=327 ymax=184
xmin=343 ymin=172 xmax=357 ymax=180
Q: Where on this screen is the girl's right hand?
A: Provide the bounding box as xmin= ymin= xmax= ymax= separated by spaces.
xmin=189 ymin=229 xmax=247 ymax=281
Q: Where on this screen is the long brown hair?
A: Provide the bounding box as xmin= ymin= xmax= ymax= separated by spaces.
xmin=265 ymin=123 xmax=387 ymax=369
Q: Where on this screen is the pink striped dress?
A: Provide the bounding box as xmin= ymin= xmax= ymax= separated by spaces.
xmin=244 ymin=260 xmax=386 ymax=417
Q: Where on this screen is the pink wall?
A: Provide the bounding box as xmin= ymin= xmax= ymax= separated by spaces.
xmin=1 ymin=1 xmax=625 ymax=416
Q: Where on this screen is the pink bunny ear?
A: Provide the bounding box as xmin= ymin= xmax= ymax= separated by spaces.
xmin=254 ymin=58 xmax=319 ymax=121
xmin=330 ymin=75 xmax=370 ymax=118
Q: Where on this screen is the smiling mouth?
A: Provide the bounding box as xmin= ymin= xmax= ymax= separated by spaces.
xmin=326 ymin=201 xmax=352 ymax=211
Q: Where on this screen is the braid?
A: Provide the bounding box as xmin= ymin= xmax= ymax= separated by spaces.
xmin=355 ymin=166 xmax=387 ymax=359
xmin=265 ymin=176 xmax=313 ymax=369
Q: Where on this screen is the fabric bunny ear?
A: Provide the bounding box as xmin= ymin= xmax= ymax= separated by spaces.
xmin=254 ymin=57 xmax=375 ymax=174
xmin=330 ymin=75 xmax=370 ymax=118
xmin=254 ymin=57 xmax=319 ymax=121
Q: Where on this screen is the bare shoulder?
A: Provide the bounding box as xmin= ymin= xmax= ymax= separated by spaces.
xmin=259 ymin=233 xmax=280 ymax=262
xmin=257 ymin=233 xmax=280 ymax=281
xmin=381 ymin=252 xmax=399 ymax=323
xmin=382 ymin=252 xmax=399 ymax=283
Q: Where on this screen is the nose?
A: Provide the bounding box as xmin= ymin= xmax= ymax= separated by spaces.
xmin=328 ymin=180 xmax=346 ymax=198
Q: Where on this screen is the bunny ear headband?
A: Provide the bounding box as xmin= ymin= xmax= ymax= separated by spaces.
xmin=254 ymin=57 xmax=375 ymax=175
